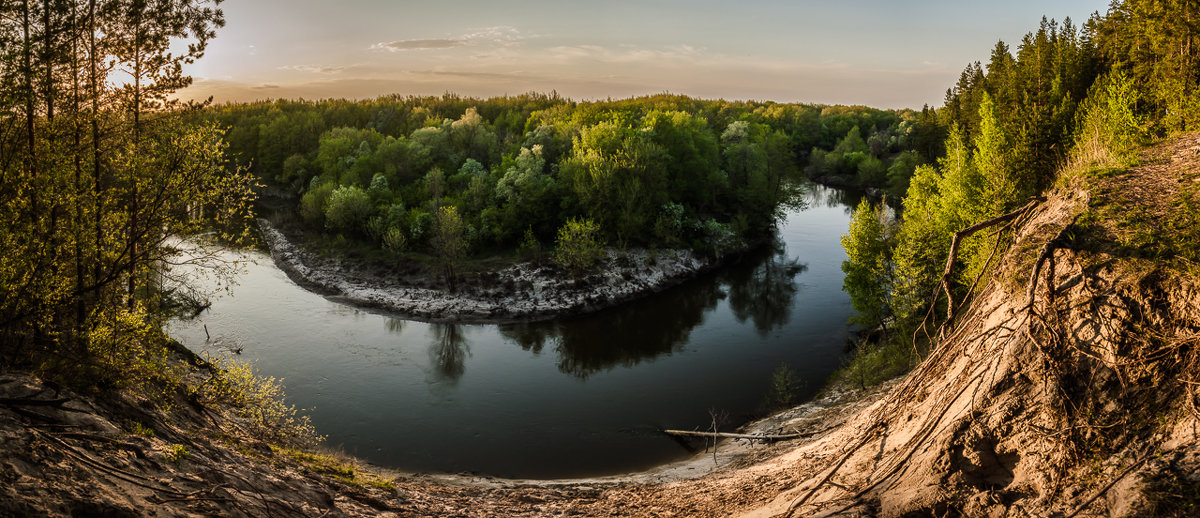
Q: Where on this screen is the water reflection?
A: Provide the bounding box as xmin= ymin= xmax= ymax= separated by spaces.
xmin=726 ymin=241 xmax=808 ymax=337
xmin=796 ymin=181 xmax=863 ymax=211
xmin=501 ymin=277 xmax=722 ymax=379
xmin=429 ymin=324 xmax=469 ymax=381
xmin=385 ymin=318 xmax=406 ymax=334
xmin=166 ymin=181 xmax=860 ymax=478
xmin=497 ymin=238 xmax=809 ymax=378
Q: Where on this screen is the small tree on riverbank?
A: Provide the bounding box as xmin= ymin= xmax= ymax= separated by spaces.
xmin=433 ymin=206 xmax=467 ymax=290
xmin=553 ymin=218 xmax=604 ymax=277
xmin=841 ymin=198 xmax=896 ymax=331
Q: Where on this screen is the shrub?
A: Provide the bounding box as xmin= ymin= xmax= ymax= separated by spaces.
xmin=164 ymin=444 xmax=189 ymax=463
xmin=553 ymin=218 xmax=604 ymax=276
xmin=300 ymin=182 xmax=335 ymax=226
xmin=766 ymin=363 xmax=804 ymax=409
xmin=518 ymin=227 xmax=543 ymax=262
xmin=129 ymin=421 xmax=155 ymax=438
xmin=324 ymin=185 xmax=372 ymax=233
xmin=382 ymin=226 xmax=408 ymax=254
xmin=197 ymin=357 xmax=321 ymax=448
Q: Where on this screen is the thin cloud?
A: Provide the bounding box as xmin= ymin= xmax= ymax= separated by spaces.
xmin=547 ymin=44 xmax=705 ymax=65
xmin=417 ymin=69 xmax=534 ymax=81
xmin=280 ymin=64 xmax=347 ymax=74
xmin=373 ymin=39 xmax=467 ymax=51
xmin=372 ymin=26 xmax=523 ymax=53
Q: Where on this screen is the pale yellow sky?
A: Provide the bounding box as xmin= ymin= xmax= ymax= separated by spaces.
xmin=178 ymin=0 xmax=1109 ymax=109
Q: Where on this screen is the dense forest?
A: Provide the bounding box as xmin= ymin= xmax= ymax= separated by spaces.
xmin=0 ymin=0 xmax=254 ymax=385
xmin=840 ymin=0 xmax=1200 ymax=378
xmin=205 ymin=95 xmax=943 ymax=266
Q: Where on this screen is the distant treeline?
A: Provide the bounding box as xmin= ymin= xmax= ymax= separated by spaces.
xmin=205 ymin=94 xmax=944 ymax=256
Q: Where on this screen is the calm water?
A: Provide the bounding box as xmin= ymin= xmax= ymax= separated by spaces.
xmin=167 ymin=183 xmax=862 ymax=479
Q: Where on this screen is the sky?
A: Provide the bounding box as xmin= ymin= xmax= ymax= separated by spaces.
xmin=178 ymin=0 xmax=1112 ymax=109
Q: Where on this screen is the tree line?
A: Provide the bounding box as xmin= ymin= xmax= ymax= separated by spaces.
xmin=205 ymin=95 xmax=942 ymax=268
xmin=842 ymin=0 xmax=1196 ymax=348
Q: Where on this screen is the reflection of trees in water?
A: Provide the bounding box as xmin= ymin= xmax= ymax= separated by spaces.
xmin=500 ymin=279 xmax=723 ymax=379
xmin=428 ymin=324 xmax=469 ymax=381
xmin=500 ymin=241 xmax=810 ymax=377
xmin=794 ymin=181 xmax=863 ymax=212
xmin=385 ymin=318 xmax=406 ymax=334
xmin=775 ymin=181 xmax=810 ymax=216
xmin=724 ymin=240 xmax=807 ymax=337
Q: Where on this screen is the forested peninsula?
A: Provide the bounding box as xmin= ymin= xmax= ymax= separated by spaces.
xmin=204 ymin=94 xmax=942 ymax=319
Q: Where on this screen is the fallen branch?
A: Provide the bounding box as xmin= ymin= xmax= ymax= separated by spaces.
xmin=662 ymin=429 xmax=812 ymax=441
xmin=939 ymin=197 xmax=1044 ymax=323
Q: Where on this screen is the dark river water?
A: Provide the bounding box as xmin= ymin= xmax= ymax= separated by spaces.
xmin=166 ymin=182 xmax=862 ymax=479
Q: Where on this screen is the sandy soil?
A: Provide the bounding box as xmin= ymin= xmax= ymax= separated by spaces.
xmin=258 ymin=219 xmax=728 ymax=324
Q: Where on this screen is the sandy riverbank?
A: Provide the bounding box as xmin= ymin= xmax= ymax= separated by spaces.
xmin=257 ymin=219 xmax=733 ymax=324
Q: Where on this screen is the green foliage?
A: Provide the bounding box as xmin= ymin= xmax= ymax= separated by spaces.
xmin=766 ymin=363 xmax=804 ymax=409
xmin=839 ymin=338 xmax=915 ymax=390
xmin=280 ymin=154 xmax=311 ymax=188
xmin=1071 ymin=70 xmax=1144 ymax=169
xmin=367 ymin=173 xmax=392 ymax=206
xmin=850 ymin=3 xmax=1200 ymax=349
xmin=65 ymin=306 xmax=188 ymax=400
xmin=891 ymin=165 xmax=952 ymax=322
xmin=856 ymin=156 xmax=887 ymax=186
xmin=833 ymin=126 xmax=867 ymax=155
xmin=1092 ymin=0 xmax=1200 ymax=132
xmin=129 ymin=421 xmax=156 ymax=438
xmin=697 ymin=219 xmax=738 ymax=257
xmin=432 ymin=206 xmax=467 ymax=288
xmin=197 ymin=357 xmax=321 ymax=448
xmin=886 ymin=151 xmax=920 ymax=196
xmin=553 ymin=218 xmax=605 ymax=276
xmin=804 ymin=118 xmax=935 ymax=191
xmin=653 ymin=202 xmax=686 ymax=248
xmin=209 ymin=92 xmax=935 ymax=260
xmin=300 ymin=182 xmax=335 ymax=226
xmin=164 ymin=444 xmax=189 ymax=463
xmin=518 ymin=227 xmax=544 ymax=262
xmin=408 ymin=210 xmax=433 ymax=247
xmin=273 ymin=447 xmax=397 ymax=491
xmin=324 ymin=185 xmax=372 ymax=233
xmin=841 ymin=199 xmax=896 ymax=330
xmin=382 ymin=227 xmax=408 ymax=255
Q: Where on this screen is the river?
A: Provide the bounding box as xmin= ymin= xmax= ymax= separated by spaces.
xmin=166 ymin=182 xmax=862 ymax=479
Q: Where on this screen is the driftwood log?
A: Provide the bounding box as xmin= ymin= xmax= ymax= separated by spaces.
xmin=663 ymin=429 xmax=812 ymax=441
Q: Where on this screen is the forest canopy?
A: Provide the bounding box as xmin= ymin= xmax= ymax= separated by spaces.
xmin=205 ymin=94 xmax=943 ymax=259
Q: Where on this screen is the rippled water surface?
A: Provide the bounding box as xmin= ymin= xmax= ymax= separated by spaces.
xmin=167 ymin=183 xmax=862 ymax=478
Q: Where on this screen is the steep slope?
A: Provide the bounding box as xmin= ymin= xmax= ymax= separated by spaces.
xmin=739 ymin=133 xmax=1200 ymax=517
